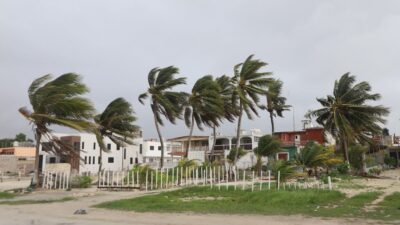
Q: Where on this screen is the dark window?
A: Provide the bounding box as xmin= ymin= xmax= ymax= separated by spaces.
xmin=139 ymin=144 xmax=143 ymax=154
xmin=82 ymin=142 xmax=85 ymax=149
xmin=49 ymin=157 xmax=56 ymax=164
xmin=158 ymin=146 xmax=162 ymax=151
xmin=93 ymin=142 xmax=96 ymax=150
xmin=108 ymin=157 xmax=114 ymax=163
xmin=135 ymin=157 xmax=138 ymax=164
xmin=130 ymin=157 xmax=133 ymax=164
xmin=123 ymin=148 xmax=126 ymax=159
xmin=92 ymin=156 xmax=95 ymax=164
xmin=150 ymin=146 xmax=154 ymax=150
xmin=107 ymin=143 xmax=111 ymax=150
xmin=88 ymin=156 xmax=91 ymax=164
xmin=117 ymin=145 xmax=120 ymax=150
xmin=84 ymin=156 xmax=87 ymax=164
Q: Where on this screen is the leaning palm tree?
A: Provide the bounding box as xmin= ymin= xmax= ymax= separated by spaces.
xmin=93 ymin=98 xmax=140 ymax=173
xmin=231 ymin=55 xmax=273 ymax=165
xmin=260 ymin=79 xmax=291 ymax=134
xmin=307 ymin=73 xmax=389 ymax=163
xmin=209 ymin=75 xmax=238 ymax=161
xmin=184 ymin=75 xmax=223 ymax=157
xmin=139 ymin=66 xmax=187 ymax=168
xmin=19 ymin=73 xmax=94 ymax=186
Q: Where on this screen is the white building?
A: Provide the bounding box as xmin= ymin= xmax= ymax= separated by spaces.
xmin=39 ymin=133 xmax=143 ymax=175
xmin=209 ymin=129 xmax=266 ymax=169
xmin=142 ymin=139 xmax=182 ymax=168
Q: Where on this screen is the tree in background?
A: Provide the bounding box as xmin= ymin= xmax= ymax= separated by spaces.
xmin=19 ymin=74 xmax=94 ymax=186
xmin=93 ymin=98 xmax=140 ymax=173
xmin=139 ymin=66 xmax=187 ymax=168
xmin=253 ymin=135 xmax=281 ymax=174
xmin=307 ymin=73 xmax=389 ymax=164
xmin=232 ymin=55 xmax=273 ymax=165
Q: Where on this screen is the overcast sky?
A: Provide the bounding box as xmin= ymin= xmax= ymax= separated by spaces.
xmin=1 ymin=0 xmax=400 ymax=140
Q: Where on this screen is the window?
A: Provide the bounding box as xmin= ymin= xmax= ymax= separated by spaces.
xmin=107 ymin=143 xmax=111 ymax=150
xmin=84 ymin=156 xmax=87 ymax=164
xmin=92 ymin=156 xmax=95 ymax=164
xmin=93 ymin=142 xmax=96 ymax=150
xmin=158 ymin=146 xmax=162 ymax=151
xmin=135 ymin=157 xmax=138 ymax=164
xmin=139 ymin=144 xmax=143 ymax=154
xmin=123 ymin=148 xmax=126 ymax=159
xmin=130 ymin=157 xmax=133 ymax=164
xmin=108 ymin=157 xmax=114 ymax=163
xmin=117 ymin=145 xmax=120 ymax=150
xmin=150 ymin=145 xmax=154 ymax=150
xmin=81 ymin=142 xmax=85 ymax=149
xmin=88 ymin=156 xmax=91 ymax=164
xmin=254 ymin=137 xmax=260 ymax=142
xmin=49 ymin=157 xmax=56 ymax=164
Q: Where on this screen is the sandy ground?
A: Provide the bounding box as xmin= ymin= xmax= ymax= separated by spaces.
xmin=1 ymin=169 xmax=399 ymax=225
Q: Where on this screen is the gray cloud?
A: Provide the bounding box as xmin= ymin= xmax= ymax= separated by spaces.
xmin=1 ymin=0 xmax=399 ymax=139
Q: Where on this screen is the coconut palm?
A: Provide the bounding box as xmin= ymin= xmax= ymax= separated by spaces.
xmin=19 ymin=73 xmax=94 ymax=186
xmin=184 ymin=75 xmax=223 ymax=157
xmin=232 ymin=55 xmax=273 ymax=165
xmin=261 ymin=79 xmax=291 ymax=134
xmin=253 ymin=135 xmax=281 ymax=174
xmin=94 ymin=97 xmax=140 ymax=173
xmin=209 ymin=75 xmax=238 ymax=161
xmin=307 ymin=73 xmax=389 ymax=163
xmin=139 ymin=66 xmax=187 ymax=168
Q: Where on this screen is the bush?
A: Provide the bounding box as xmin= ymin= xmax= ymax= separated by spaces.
xmin=368 ymin=167 xmax=382 ymax=176
xmin=337 ymin=163 xmax=349 ymax=175
xmin=384 ymin=155 xmax=397 ymax=168
xmin=71 ymin=175 xmax=92 ymax=188
xmin=348 ymin=145 xmax=366 ymax=171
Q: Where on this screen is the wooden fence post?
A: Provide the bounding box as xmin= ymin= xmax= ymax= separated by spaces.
xmin=277 ymin=171 xmax=280 ymax=190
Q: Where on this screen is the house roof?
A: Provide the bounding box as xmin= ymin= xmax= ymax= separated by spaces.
xmin=167 ymin=135 xmax=209 ymax=142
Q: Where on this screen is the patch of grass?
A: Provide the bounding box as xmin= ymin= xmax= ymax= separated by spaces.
xmin=96 ymin=186 xmax=345 ymax=215
xmin=0 ymin=192 xmax=15 ymax=199
xmin=337 ymin=182 xmax=367 ymax=189
xmin=0 ymin=197 xmax=75 ymax=205
xmin=369 ymin=192 xmax=400 ymax=221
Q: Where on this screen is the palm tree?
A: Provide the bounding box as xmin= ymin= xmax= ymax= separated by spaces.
xmin=307 ymin=73 xmax=389 ymax=164
xmin=139 ymin=66 xmax=187 ymax=168
xmin=19 ymin=74 xmax=94 ymax=186
xmin=184 ymin=75 xmax=223 ymax=158
xmin=232 ymin=55 xmax=273 ymax=165
xmin=209 ymin=75 xmax=238 ymax=161
xmin=93 ymin=98 xmax=140 ymax=173
xmin=261 ymin=79 xmax=291 ymax=134
xmin=253 ymin=135 xmax=281 ymax=174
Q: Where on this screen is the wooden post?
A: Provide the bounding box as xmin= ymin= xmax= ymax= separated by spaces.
xmin=151 ymin=171 xmax=153 ymax=190
xmin=260 ymin=170 xmax=263 ymax=191
xmin=136 ymin=170 xmax=139 ymax=188
xmin=328 ymin=176 xmax=332 ymax=190
xmin=242 ymin=170 xmax=246 ymax=191
xmin=218 ymin=166 xmax=221 ymax=190
xmin=172 ymin=167 xmax=174 ymax=187
xmin=205 ymin=167 xmax=208 ymax=185
xmin=66 ymin=173 xmax=70 ymax=189
xmin=252 ymin=171 xmax=255 ymax=192
xmin=277 ymin=171 xmax=280 ymax=190
xmin=234 ymin=167 xmax=237 ymax=191
xmin=145 ymin=169 xmax=148 ymax=191
xmin=131 ymin=171 xmax=134 ymax=188
xmin=42 ymin=172 xmax=46 ymax=189
xmin=160 ymin=168 xmax=163 ymax=189
xmin=155 ymin=168 xmax=158 ymax=189
xmin=268 ymin=170 xmax=271 ymax=190
xmin=180 ymin=167 xmax=183 ymax=186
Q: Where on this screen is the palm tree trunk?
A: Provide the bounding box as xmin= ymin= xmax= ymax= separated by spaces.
xmin=269 ymin=111 xmax=275 ymax=135
xmin=98 ymin=148 xmax=103 ymax=174
xmin=153 ymin=111 xmax=164 ymax=169
xmin=343 ymin=139 xmax=350 ymax=164
xmin=185 ymin=115 xmax=195 ymax=159
xmin=34 ymin=129 xmax=41 ymax=187
xmin=234 ymin=101 xmax=243 ymax=165
xmin=209 ymin=125 xmax=217 ymax=162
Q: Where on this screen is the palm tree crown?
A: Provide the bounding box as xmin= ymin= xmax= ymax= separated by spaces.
xmin=138 ymin=66 xmax=187 ymax=168
xmin=308 ymin=73 xmax=389 ymax=162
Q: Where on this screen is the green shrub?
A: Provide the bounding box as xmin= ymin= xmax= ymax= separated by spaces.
xmin=368 ymin=167 xmax=382 ymax=176
xmin=71 ymin=175 xmax=92 ymax=188
xmin=384 ymin=156 xmax=397 ymax=168
xmin=337 ymin=163 xmax=349 ymax=175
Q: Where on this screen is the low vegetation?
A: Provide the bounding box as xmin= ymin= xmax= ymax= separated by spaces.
xmin=0 ymin=192 xmax=14 ymax=199
xmin=0 ymin=197 xmax=74 ymax=205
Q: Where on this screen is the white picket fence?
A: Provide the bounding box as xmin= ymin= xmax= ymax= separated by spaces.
xmin=41 ymin=171 xmax=71 ymax=190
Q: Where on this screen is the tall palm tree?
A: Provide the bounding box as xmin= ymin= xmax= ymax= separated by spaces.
xmin=261 ymin=79 xmax=291 ymax=134
xmin=231 ymin=55 xmax=273 ymax=165
xmin=19 ymin=73 xmax=94 ymax=186
xmin=209 ymin=75 xmax=238 ymax=161
xmin=139 ymin=66 xmax=187 ymax=168
xmin=307 ymin=73 xmax=389 ymax=163
xmin=184 ymin=75 xmax=223 ymax=157
xmin=94 ymin=98 xmax=140 ymax=173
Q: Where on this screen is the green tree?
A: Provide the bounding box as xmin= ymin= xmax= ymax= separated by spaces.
xmin=227 ymin=148 xmax=247 ymax=165
xmin=209 ymin=75 xmax=238 ymax=161
xmin=307 ymin=73 xmax=389 ymax=163
xmin=94 ymin=98 xmax=140 ymax=173
xmin=232 ymin=55 xmax=273 ymax=165
xmin=19 ymin=74 xmax=94 ymax=186
xmin=139 ymin=66 xmax=187 ymax=168
xmin=253 ymin=135 xmax=281 ymax=174
xmin=184 ymin=75 xmax=223 ymax=157
xmin=14 ymin=133 xmax=27 ymax=142
xmin=260 ymin=79 xmax=291 ymax=134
